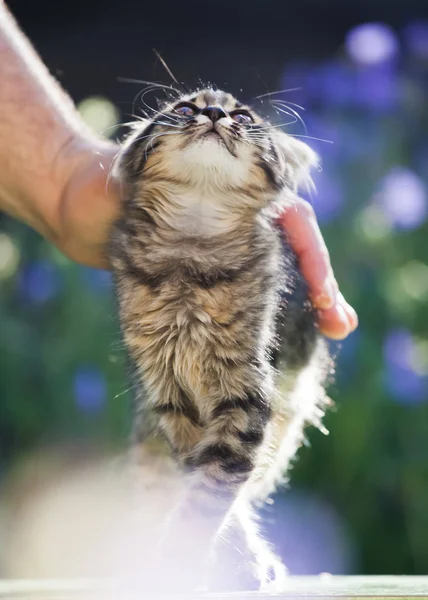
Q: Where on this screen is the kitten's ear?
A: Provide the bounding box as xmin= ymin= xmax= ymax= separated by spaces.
xmin=113 ymin=119 xmax=152 ymax=181
xmin=274 ymin=131 xmax=320 ymax=194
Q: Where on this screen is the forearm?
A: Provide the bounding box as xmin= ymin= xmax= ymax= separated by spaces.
xmin=0 ymin=3 xmax=103 ymax=242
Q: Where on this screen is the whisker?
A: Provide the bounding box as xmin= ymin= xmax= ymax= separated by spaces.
xmin=100 ymin=118 xmax=148 ymax=137
xmin=153 ymin=49 xmax=190 ymax=94
xmin=131 ymin=85 xmax=180 ymax=121
xmin=250 ymin=122 xmax=296 ymax=131
xmin=137 ymin=86 xmax=172 ymax=114
xmin=254 ymin=87 xmax=303 ymax=100
xmin=114 ymin=384 xmax=138 ymax=400
xmin=270 ymin=105 xmax=299 ymax=127
xmin=288 ymin=134 xmax=334 ymax=144
xmin=271 ymin=98 xmax=306 ymax=112
xmin=118 ymin=77 xmax=181 ymax=95
xmin=138 ymin=87 xmax=182 ymax=126
xmin=270 ymin=102 xmax=307 ymax=133
xmin=247 ymin=123 xmax=332 ymax=144
xmin=105 ymin=149 xmax=122 ymax=196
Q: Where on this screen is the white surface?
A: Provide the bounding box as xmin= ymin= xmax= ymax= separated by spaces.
xmin=1 ymin=577 xmax=428 ymax=598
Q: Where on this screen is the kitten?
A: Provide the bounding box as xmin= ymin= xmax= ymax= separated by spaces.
xmin=109 ymin=88 xmax=332 ymax=591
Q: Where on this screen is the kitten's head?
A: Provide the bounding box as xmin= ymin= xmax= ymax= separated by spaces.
xmin=119 ymin=88 xmax=318 ymax=199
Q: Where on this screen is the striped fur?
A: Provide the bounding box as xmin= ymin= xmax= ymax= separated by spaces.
xmin=109 ymin=88 xmax=332 ymax=590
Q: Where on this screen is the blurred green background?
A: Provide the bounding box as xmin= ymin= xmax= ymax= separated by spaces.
xmin=1 ymin=0 xmax=428 ymax=577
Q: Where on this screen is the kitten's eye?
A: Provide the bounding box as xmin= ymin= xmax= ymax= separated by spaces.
xmin=174 ymin=103 xmax=197 ymax=117
xmin=231 ymin=111 xmax=254 ymax=124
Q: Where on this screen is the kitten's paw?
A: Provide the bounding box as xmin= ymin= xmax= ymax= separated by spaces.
xmin=256 ymin=552 xmax=288 ymax=592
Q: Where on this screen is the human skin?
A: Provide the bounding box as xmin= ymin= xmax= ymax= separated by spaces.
xmin=0 ymin=2 xmax=357 ymax=339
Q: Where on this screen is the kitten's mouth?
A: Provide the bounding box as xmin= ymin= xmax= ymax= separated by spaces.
xmin=197 ymin=126 xmax=236 ymax=156
xmin=201 ymin=130 xmax=222 ymax=140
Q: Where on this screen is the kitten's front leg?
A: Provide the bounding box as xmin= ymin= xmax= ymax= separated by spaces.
xmin=206 ymin=502 xmax=286 ymax=591
xmin=157 ymin=387 xmax=274 ymax=590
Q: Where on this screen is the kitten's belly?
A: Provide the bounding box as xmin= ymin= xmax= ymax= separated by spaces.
xmin=122 ymin=275 xmax=267 ymax=409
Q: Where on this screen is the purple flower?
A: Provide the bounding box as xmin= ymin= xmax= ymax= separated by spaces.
xmin=385 ymin=366 xmax=427 ymax=404
xmin=383 ymin=328 xmax=414 ymax=369
xmin=74 ymin=366 xmax=107 ymax=413
xmin=354 ymin=63 xmax=399 ymax=111
xmin=376 ymin=168 xmax=427 ymax=230
xmin=403 ymin=21 xmax=428 ymax=58
xmin=346 ymin=23 xmax=399 ymax=66
xmin=315 ymin=61 xmax=355 ymax=108
xmin=19 ymin=261 xmax=61 ymax=304
xmin=383 ymin=329 xmax=428 ymax=405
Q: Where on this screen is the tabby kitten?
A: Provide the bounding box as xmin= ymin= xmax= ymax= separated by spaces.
xmin=109 ymin=88 xmax=332 ymax=590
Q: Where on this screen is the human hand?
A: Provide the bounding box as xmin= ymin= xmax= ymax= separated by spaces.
xmin=278 ymin=202 xmax=358 ymax=340
xmin=55 ymin=139 xmax=121 ymax=269
xmin=58 ymin=142 xmax=357 ymax=340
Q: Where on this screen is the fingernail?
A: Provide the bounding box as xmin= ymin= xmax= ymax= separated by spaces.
xmin=318 ymin=303 xmax=350 ymax=340
xmin=336 ymin=302 xmax=350 ymax=327
xmin=345 ymin=303 xmax=359 ymax=331
xmin=314 ymin=279 xmax=337 ymax=309
xmin=337 ymin=293 xmax=358 ymax=330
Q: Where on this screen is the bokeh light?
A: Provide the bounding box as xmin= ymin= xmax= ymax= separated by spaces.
xmin=384 ymin=328 xmax=414 ymax=370
xmin=77 ymin=96 xmax=120 ymax=136
xmin=376 ymin=167 xmax=427 ymax=230
xmin=74 ymin=366 xmax=107 ymax=413
xmin=354 ymin=63 xmax=398 ymax=111
xmin=411 ymin=339 xmax=428 ymax=376
xmin=382 ymin=261 xmax=428 ymax=318
xmin=403 ymin=21 xmax=428 ymax=58
xmin=310 ymin=61 xmax=354 ymax=108
xmin=18 ymin=261 xmax=61 ymax=304
xmin=383 ymin=329 xmax=428 ymax=404
xmin=0 ymin=233 xmax=20 ymax=280
xmin=356 ymin=205 xmax=392 ymax=243
xmin=396 ymin=261 xmax=428 ymax=302
xmin=345 ymin=23 xmax=399 ymax=65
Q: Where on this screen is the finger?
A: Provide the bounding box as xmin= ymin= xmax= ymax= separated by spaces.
xmin=338 ymin=293 xmax=359 ymax=332
xmin=318 ymin=294 xmax=358 ymax=340
xmin=277 ymin=199 xmax=336 ymax=309
xmin=318 ymin=303 xmax=350 ymax=340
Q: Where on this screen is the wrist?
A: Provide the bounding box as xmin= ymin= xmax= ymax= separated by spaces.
xmin=52 ymin=133 xmax=120 ymax=268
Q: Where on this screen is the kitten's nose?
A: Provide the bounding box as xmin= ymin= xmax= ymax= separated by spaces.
xmin=201 ymin=106 xmax=227 ymax=123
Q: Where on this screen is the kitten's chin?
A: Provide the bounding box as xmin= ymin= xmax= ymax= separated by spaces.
xmin=182 ymin=135 xmax=234 ymax=166
xmin=165 ymin=140 xmax=252 ymax=188
xmin=193 ymin=131 xmax=230 ymax=153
